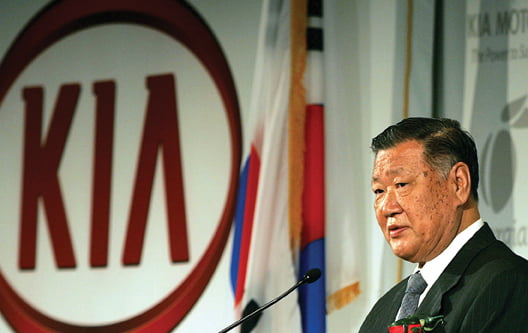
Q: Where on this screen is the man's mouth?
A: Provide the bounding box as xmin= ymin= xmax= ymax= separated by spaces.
xmin=388 ymin=224 xmax=408 ymax=238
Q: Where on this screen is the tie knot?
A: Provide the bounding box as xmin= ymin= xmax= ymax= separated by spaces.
xmin=405 ymin=271 xmax=427 ymax=295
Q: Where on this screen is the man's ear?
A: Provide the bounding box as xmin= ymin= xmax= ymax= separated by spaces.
xmin=451 ymin=162 xmax=472 ymax=204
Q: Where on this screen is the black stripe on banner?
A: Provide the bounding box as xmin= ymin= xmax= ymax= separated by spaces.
xmin=308 ymin=0 xmax=322 ymax=17
xmin=307 ymin=27 xmax=323 ymax=51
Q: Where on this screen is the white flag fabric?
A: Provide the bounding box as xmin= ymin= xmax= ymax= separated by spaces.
xmin=229 ymin=0 xmax=302 ymax=332
xmin=230 ymin=0 xmax=364 ymax=332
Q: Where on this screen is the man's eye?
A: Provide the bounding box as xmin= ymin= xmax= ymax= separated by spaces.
xmin=373 ymin=188 xmax=384 ymax=194
xmin=396 ymin=183 xmax=408 ymax=188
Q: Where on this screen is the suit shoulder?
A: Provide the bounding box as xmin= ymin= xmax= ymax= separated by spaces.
xmin=466 ymin=239 xmax=528 ymax=279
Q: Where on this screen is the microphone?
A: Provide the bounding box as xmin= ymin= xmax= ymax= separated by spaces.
xmin=218 ymin=268 xmax=322 ymax=333
xmin=303 ymin=268 xmax=321 ymax=284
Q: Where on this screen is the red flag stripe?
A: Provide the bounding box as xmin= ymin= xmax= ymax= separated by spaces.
xmin=301 ymin=104 xmax=325 ymax=249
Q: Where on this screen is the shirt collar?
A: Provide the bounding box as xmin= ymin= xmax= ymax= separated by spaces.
xmin=417 ymin=219 xmax=484 ymax=303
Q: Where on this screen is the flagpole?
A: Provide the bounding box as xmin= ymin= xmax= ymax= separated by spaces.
xmin=402 ymin=0 xmax=413 ymax=121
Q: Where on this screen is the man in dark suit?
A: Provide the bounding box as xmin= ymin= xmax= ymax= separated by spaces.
xmin=359 ymin=117 xmax=528 ymax=332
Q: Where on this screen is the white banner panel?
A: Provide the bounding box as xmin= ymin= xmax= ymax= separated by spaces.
xmin=464 ymin=0 xmax=528 ymax=259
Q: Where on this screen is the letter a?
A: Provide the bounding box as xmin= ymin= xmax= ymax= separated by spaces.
xmin=122 ymin=74 xmax=189 ymax=265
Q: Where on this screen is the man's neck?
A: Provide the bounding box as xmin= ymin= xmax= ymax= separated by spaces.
xmin=458 ymin=200 xmax=480 ymax=235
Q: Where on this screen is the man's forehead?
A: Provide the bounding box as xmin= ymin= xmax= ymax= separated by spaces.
xmin=371 ymin=166 xmax=411 ymax=182
xmin=371 ymin=142 xmax=427 ymax=180
xmin=373 ymin=141 xmax=424 ymax=163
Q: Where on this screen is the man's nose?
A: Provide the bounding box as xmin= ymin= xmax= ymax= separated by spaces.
xmin=381 ymin=189 xmax=402 ymax=217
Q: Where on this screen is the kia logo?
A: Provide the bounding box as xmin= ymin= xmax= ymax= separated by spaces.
xmin=0 ymin=1 xmax=241 ymax=331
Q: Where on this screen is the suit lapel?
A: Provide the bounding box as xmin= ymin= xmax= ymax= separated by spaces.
xmin=389 ymin=280 xmax=408 ymax=318
xmin=417 ymin=223 xmax=496 ymax=316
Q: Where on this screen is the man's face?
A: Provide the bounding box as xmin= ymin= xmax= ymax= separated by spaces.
xmin=371 ymin=140 xmax=462 ymax=263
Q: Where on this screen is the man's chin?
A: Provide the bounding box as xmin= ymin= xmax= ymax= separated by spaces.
xmin=390 ymin=244 xmax=416 ymax=262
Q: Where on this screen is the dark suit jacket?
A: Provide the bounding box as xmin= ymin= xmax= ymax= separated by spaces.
xmin=359 ymin=223 xmax=528 ymax=332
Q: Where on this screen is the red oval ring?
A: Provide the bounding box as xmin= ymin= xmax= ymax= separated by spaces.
xmin=0 ymin=0 xmax=241 ymax=331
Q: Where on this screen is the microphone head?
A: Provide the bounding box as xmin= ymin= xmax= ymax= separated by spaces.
xmin=303 ymin=268 xmax=321 ymax=284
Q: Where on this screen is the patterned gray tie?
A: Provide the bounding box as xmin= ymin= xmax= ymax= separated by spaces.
xmin=396 ymin=271 xmax=428 ymax=320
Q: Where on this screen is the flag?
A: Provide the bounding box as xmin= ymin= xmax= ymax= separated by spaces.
xmin=294 ymin=1 xmax=326 ymax=331
xmin=230 ymin=0 xmax=361 ymax=332
xmin=230 ymin=0 xmax=302 ymax=331
xmin=315 ymin=0 xmax=362 ymax=316
xmin=292 ymin=0 xmax=362 ymax=324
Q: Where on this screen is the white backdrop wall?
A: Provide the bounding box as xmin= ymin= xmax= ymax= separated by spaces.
xmin=0 ymin=1 xmax=526 ymax=333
